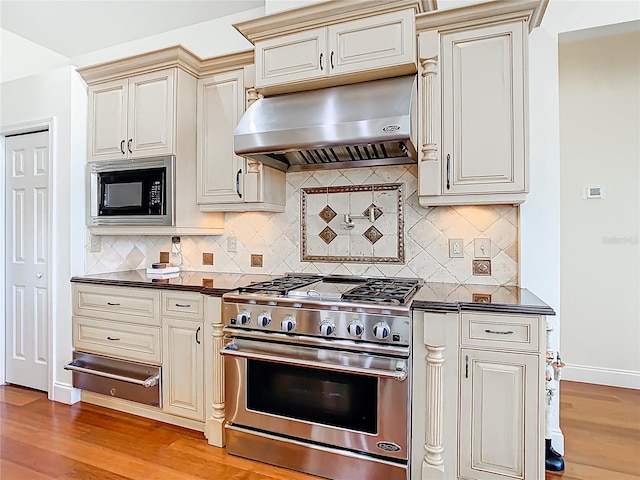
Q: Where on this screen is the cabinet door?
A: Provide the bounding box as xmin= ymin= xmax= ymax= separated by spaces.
xmin=162 ymin=317 xmax=204 ymax=421
xmin=196 ymin=70 xmax=245 ymax=204
xmin=127 ymin=69 xmax=176 ymax=158
xmin=459 ymin=349 xmax=539 ymax=480
xmin=255 ymin=27 xmax=327 ymax=88
xmin=87 ymin=79 xmax=128 ymax=162
xmin=328 ymin=9 xmax=415 ymax=76
xmin=442 ymin=22 xmax=526 ymax=195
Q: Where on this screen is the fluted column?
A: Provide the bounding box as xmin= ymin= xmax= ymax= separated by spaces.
xmin=424 ymin=344 xmax=445 ymax=467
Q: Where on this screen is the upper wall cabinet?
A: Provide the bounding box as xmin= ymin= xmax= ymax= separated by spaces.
xmin=196 ymin=54 xmax=286 ymax=213
xmin=233 ymin=0 xmax=434 ymax=94
xmin=416 ymin=1 xmax=547 ymax=207
xmin=88 ymin=70 xmax=175 ymax=162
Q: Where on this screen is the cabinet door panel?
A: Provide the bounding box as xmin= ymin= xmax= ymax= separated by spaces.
xmin=460 ymin=349 xmax=538 ymax=480
xmin=162 ymin=318 xmax=204 ymax=421
xmin=442 ymin=22 xmax=525 ymax=195
xmin=256 ymin=28 xmax=327 ymax=88
xmin=329 ymin=9 xmax=415 ymax=76
xmin=128 ymin=69 xmax=175 ymax=158
xmin=88 ymin=79 xmax=128 ymax=161
xmin=197 ymin=71 xmax=245 ymax=204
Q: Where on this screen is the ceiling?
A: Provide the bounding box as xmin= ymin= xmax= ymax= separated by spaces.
xmin=0 ymin=0 xmax=265 ymax=58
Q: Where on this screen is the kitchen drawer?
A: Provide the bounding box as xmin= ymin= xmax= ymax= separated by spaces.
xmin=461 ymin=313 xmax=539 ymax=352
xmin=73 ymin=284 xmax=160 ymax=326
xmin=73 ymin=316 xmax=162 ymax=364
xmin=161 ymin=292 xmax=203 ymax=319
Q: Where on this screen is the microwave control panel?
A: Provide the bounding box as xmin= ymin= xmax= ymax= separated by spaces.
xmin=150 ymin=180 xmax=163 ymax=206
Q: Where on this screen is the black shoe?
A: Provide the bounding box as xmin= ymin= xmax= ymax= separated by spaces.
xmin=545 ymin=438 xmax=565 ymax=472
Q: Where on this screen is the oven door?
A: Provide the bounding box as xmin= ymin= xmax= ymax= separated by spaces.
xmin=222 ymin=337 xmax=410 ymax=460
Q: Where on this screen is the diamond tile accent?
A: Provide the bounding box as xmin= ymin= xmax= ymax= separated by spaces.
xmin=363 ymin=226 xmax=383 ymax=244
xmin=319 ymin=227 xmax=338 ymax=244
xmin=363 ymin=204 xmax=383 ymax=221
xmin=319 ymin=205 xmax=337 ymax=223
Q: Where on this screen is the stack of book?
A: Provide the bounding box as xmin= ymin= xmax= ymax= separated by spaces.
xmin=146 ymin=264 xmax=180 ymax=280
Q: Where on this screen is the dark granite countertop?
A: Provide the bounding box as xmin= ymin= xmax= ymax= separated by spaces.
xmin=70 ymin=271 xmax=555 ymax=315
xmin=411 ymin=283 xmax=555 ymax=316
xmin=70 ymin=270 xmax=276 ymax=297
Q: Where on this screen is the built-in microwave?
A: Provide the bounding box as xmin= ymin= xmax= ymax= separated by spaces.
xmin=87 ymin=156 xmax=174 ymax=226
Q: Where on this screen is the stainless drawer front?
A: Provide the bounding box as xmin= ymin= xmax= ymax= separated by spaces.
xmin=66 ymin=352 xmax=161 ymax=407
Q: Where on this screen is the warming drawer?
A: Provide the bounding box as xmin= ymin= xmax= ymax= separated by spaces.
xmin=65 ymin=351 xmax=161 ymax=407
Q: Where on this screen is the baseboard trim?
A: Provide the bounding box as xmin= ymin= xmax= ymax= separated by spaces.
xmin=562 ymin=364 xmax=640 ymax=390
xmin=52 ymin=382 xmax=81 ymax=404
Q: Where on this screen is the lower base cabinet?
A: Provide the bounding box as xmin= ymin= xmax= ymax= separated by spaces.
xmin=162 ymin=317 xmax=204 ymax=421
xmin=412 ymin=310 xmax=545 ymax=480
xmin=459 ymin=349 xmax=539 ymax=480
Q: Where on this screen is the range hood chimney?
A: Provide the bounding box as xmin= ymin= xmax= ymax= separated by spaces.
xmin=234 ymin=75 xmax=417 ymax=172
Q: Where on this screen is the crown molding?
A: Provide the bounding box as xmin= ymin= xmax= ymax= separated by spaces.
xmin=199 ymin=50 xmax=254 ymax=76
xmin=415 ymin=0 xmax=547 ymax=33
xmin=234 ymin=0 xmax=435 ymax=44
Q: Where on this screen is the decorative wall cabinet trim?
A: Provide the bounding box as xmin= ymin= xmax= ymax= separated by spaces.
xmin=204 ymin=296 xmax=226 ymax=447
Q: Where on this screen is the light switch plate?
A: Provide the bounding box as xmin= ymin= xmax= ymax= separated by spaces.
xmin=89 ymin=235 xmax=101 ymax=253
xmin=474 ymin=238 xmax=491 ymax=259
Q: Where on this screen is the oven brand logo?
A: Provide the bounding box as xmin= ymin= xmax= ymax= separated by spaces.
xmin=376 ymin=441 xmax=401 ymax=452
xmin=382 ymin=125 xmax=401 ymax=132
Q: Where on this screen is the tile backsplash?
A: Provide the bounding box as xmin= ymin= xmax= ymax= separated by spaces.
xmin=85 ymin=165 xmax=519 ymax=285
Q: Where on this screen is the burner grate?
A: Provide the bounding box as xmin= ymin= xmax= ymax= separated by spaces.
xmin=342 ymin=279 xmax=421 ymax=305
xmin=240 ymin=274 xmax=320 ymax=294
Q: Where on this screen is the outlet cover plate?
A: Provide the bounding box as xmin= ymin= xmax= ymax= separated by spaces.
xmin=449 ymin=238 xmax=464 ymax=258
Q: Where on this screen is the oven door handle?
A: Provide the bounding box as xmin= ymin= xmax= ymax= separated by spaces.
xmin=220 ymin=343 xmax=408 ymax=381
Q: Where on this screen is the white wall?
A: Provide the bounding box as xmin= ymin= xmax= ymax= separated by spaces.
xmin=524 ymin=0 xmax=640 ymax=380
xmin=0 ymin=29 xmax=69 ymax=84
xmin=0 ymin=66 xmax=87 ymax=403
xmin=558 ymin=27 xmax=639 ymax=387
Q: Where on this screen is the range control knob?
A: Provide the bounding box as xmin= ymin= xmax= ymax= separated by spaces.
xmin=373 ymin=322 xmax=390 ymax=340
xmin=319 ymin=321 xmax=335 ymax=336
xmin=257 ymin=312 xmax=271 ymax=327
xmin=347 ymin=321 xmax=364 ymax=337
xmin=237 ymin=310 xmax=251 ymax=325
xmin=281 ymin=316 xmax=296 ymax=333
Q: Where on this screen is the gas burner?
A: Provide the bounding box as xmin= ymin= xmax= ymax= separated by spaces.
xmin=239 ymin=274 xmax=320 ymax=294
xmin=342 ymin=279 xmax=422 ymax=305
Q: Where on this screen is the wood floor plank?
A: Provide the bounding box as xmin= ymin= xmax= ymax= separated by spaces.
xmin=1 ymin=383 xmax=638 ymax=480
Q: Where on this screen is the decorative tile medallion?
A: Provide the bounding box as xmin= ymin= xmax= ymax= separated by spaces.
xmin=363 ymin=226 xmax=383 ymax=244
xmin=319 ymin=205 xmax=337 ymax=223
xmin=319 ymin=226 xmax=338 ymax=244
xmin=301 ymin=183 xmax=404 ymax=263
xmin=364 ymin=204 xmax=383 ymax=221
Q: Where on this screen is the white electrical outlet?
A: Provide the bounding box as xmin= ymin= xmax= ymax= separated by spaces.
xmin=227 ymin=236 xmax=238 ymax=252
xmin=449 ymin=238 xmax=463 ymax=258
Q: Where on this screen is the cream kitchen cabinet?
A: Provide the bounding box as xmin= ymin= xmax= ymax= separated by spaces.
xmin=254 ymin=10 xmax=415 ymax=91
xmin=412 ymin=309 xmax=545 ymax=480
xmin=197 ymin=56 xmax=285 ymax=212
xmin=162 ymin=292 xmax=204 ymax=421
xmin=87 ymin=69 xmax=175 ymax=162
xmin=416 ymin=2 xmax=546 ymax=207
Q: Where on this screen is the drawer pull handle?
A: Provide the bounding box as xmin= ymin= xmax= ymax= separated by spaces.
xmin=175 ymin=303 xmax=191 ymax=308
xmin=106 ymin=302 xmax=120 ymax=306
xmin=64 ymin=360 xmax=159 ymax=388
xmin=107 ymin=336 xmax=121 ymax=341
xmin=484 ymin=329 xmax=514 ymax=335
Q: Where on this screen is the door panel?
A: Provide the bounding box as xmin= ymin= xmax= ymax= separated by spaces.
xmin=5 ymin=131 xmax=49 ymax=391
xmin=88 ymin=79 xmax=128 ymax=161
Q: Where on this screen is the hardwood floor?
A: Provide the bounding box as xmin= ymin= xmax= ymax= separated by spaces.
xmin=1 ymin=381 xmax=638 ymax=479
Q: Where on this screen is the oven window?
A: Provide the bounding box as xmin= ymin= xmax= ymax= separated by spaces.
xmin=247 ymin=360 xmax=378 ymax=434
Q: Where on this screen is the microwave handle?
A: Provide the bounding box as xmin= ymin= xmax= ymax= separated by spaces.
xmin=236 ymin=169 xmax=243 ymax=199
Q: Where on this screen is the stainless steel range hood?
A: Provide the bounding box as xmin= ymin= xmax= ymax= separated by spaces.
xmin=234 ymin=75 xmax=417 ymax=172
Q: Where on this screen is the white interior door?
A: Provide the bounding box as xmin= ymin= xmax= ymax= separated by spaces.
xmin=4 ymin=131 xmax=49 ymax=391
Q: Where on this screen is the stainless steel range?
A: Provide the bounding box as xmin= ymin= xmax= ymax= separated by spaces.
xmin=221 ymin=274 xmax=422 ymax=480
